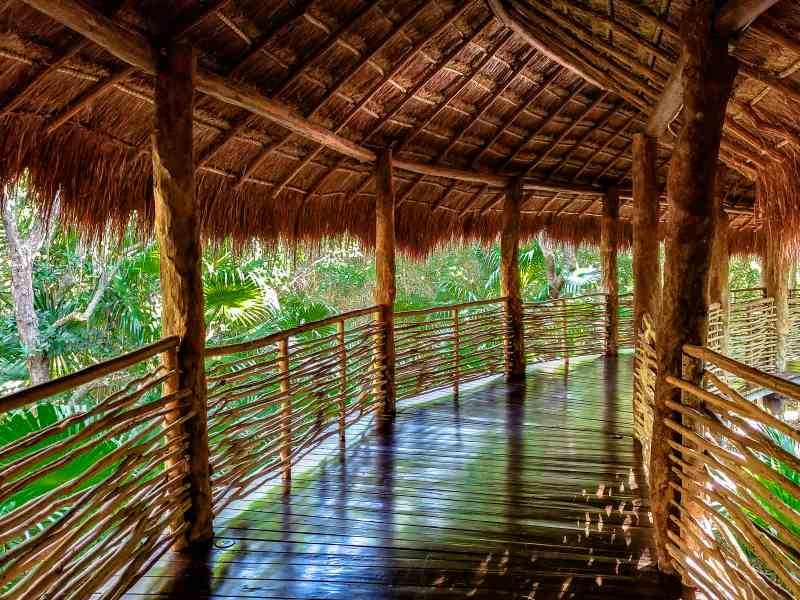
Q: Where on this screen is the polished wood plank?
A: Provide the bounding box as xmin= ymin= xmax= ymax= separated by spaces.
xmin=122 ymin=356 xmax=681 ymax=599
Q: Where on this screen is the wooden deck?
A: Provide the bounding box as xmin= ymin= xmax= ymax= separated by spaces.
xmin=123 ymin=355 xmax=681 ymax=599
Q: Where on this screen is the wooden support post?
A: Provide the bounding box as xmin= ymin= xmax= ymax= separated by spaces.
xmin=602 ymin=188 xmax=620 ymax=356
xmin=501 ymin=178 xmax=525 ymax=381
xmin=651 ymin=0 xmax=739 ymax=573
xmin=632 ymin=134 xmax=662 ymax=336
xmin=152 ymin=42 xmax=213 ymax=549
xmin=452 ymin=308 xmax=460 ymax=399
xmin=278 ymin=337 xmax=291 ymax=483
xmin=708 ymin=178 xmax=731 ymax=355
xmin=763 ymin=240 xmax=789 ymax=372
xmin=337 ymin=319 xmax=347 ymax=449
xmin=374 ymin=147 xmax=396 ymax=421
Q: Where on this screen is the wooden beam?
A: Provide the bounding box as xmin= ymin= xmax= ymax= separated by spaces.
xmin=632 ymin=134 xmax=661 ymax=337
xmin=646 ymin=0 xmax=781 ymax=137
xmin=151 ymin=42 xmax=213 ymax=550
xmin=501 ymin=178 xmax=525 ymax=381
xmin=601 ymin=188 xmax=619 ymax=356
xmin=487 ymin=0 xmax=606 ymax=90
xmin=374 ymin=147 xmax=396 ymax=423
xmin=651 ymin=0 xmax=739 ymax=573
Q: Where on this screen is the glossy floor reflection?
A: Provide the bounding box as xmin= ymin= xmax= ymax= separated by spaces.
xmin=125 ymin=355 xmax=681 ymax=599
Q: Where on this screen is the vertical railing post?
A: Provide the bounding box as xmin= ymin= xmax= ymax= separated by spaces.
xmin=560 ymin=298 xmax=569 ymax=372
xmin=152 ymin=41 xmax=213 ymax=549
xmin=278 ymin=337 xmax=291 ymax=484
xmin=337 ymin=319 xmax=347 ymax=450
xmin=763 ymin=239 xmax=789 ymax=372
xmin=452 ymin=308 xmax=460 ymax=399
xmin=501 ymin=177 xmax=525 ymax=381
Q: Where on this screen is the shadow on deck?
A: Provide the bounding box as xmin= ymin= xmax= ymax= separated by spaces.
xmin=124 ymin=355 xmax=682 ymax=599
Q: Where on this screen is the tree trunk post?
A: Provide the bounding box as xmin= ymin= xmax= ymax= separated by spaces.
xmin=763 ymin=240 xmax=789 ymax=372
xmin=632 ymin=134 xmax=661 ymax=337
xmin=501 ymin=177 xmax=525 ymax=381
xmin=374 ymin=146 xmax=396 ymax=422
xmin=708 ymin=178 xmax=731 ymax=355
xmin=337 ymin=319 xmax=347 ymax=450
xmin=650 ymin=0 xmax=739 ymax=573
xmin=452 ymin=308 xmax=460 ymax=399
xmin=152 ymin=42 xmax=214 ymax=550
xmin=602 ymin=188 xmax=620 ymax=356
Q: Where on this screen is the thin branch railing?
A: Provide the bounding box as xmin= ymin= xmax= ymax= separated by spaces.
xmin=205 ymin=306 xmax=383 ymax=512
xmin=665 ymin=345 xmax=800 ymax=599
xmin=0 ymin=337 xmax=192 ymax=599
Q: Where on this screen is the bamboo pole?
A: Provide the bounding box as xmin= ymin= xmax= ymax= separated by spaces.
xmin=651 ymin=0 xmax=739 ymax=574
xmin=337 ymin=319 xmax=346 ymax=450
xmin=501 ymin=177 xmax=525 ymax=381
xmin=560 ymin=298 xmax=569 ymax=372
xmin=602 ymin=188 xmax=620 ymax=357
xmin=278 ymin=337 xmax=291 ymax=483
xmin=632 ymin=134 xmax=661 ymax=336
xmin=152 ymin=42 xmax=213 ymax=550
xmin=374 ymin=146 xmax=396 ymax=421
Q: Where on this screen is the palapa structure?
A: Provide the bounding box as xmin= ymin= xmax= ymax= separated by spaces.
xmin=2 ymin=0 xmax=800 ymax=598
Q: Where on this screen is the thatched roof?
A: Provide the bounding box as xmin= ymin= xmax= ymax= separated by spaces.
xmin=0 ymin=0 xmax=798 ymax=255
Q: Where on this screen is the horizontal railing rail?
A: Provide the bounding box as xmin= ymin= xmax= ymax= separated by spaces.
xmin=665 ymin=344 xmax=800 ymax=599
xmin=0 ymin=336 xmax=192 ymax=599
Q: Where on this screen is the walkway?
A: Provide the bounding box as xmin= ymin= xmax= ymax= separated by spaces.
xmin=122 ymin=356 xmax=680 ymax=599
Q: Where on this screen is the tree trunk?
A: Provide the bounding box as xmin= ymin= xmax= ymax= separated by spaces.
xmin=632 ymin=134 xmax=661 ymax=336
xmin=2 ymin=188 xmax=50 ymax=384
xmin=763 ymin=239 xmax=788 ymax=372
xmin=374 ymin=146 xmax=396 ymax=421
xmin=708 ymin=177 xmax=730 ymax=355
xmin=650 ymin=0 xmax=739 ymax=572
xmin=602 ymin=188 xmax=619 ymax=356
xmin=152 ymin=42 xmax=213 ymax=550
xmin=501 ymin=178 xmax=525 ymax=380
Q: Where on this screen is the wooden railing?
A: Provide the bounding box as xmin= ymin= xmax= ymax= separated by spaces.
xmin=394 ymin=298 xmax=507 ymax=400
xmin=205 ymin=306 xmax=383 ymax=511
xmin=787 ymin=288 xmax=800 ymax=364
xmin=709 ymin=296 xmax=778 ymax=379
xmin=0 ymin=337 xmax=192 ymax=599
xmin=0 ymin=290 xmax=634 ymax=597
xmin=524 ymin=293 xmax=610 ymax=365
xmin=633 ymin=314 xmax=657 ymax=483
xmin=665 ymin=345 xmax=800 ymax=599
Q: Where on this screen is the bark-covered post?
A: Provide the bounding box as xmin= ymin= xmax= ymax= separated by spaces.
xmin=708 ymin=177 xmax=731 ymax=355
xmin=152 ymin=42 xmax=213 ymax=549
xmin=601 ymin=188 xmax=620 ymax=356
xmin=650 ymin=1 xmax=739 ymax=572
xmin=763 ymin=240 xmax=789 ymax=372
xmin=501 ymin=177 xmax=525 ymax=381
xmin=632 ymin=134 xmax=661 ymax=336
xmin=374 ymin=146 xmax=396 ymax=421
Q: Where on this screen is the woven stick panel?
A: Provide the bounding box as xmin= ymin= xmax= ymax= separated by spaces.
xmin=0 ymin=338 xmax=190 ymax=600
xmin=619 ymin=292 xmax=634 ymax=348
xmin=665 ymin=345 xmax=800 ymax=600
xmin=523 ymin=293 xmax=607 ymax=363
xmin=394 ymin=300 xmax=507 ymax=401
xmin=633 ymin=314 xmax=657 ymax=484
xmin=708 ymin=296 xmax=778 ymax=391
xmin=206 ymin=309 xmax=382 ymax=511
xmin=786 ymin=289 xmax=800 ymax=364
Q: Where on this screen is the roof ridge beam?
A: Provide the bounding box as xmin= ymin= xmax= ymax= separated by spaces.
xmin=487 ymin=0 xmax=606 ymax=90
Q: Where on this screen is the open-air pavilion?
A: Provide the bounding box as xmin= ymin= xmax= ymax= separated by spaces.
xmin=2 ymin=0 xmax=800 ymax=598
